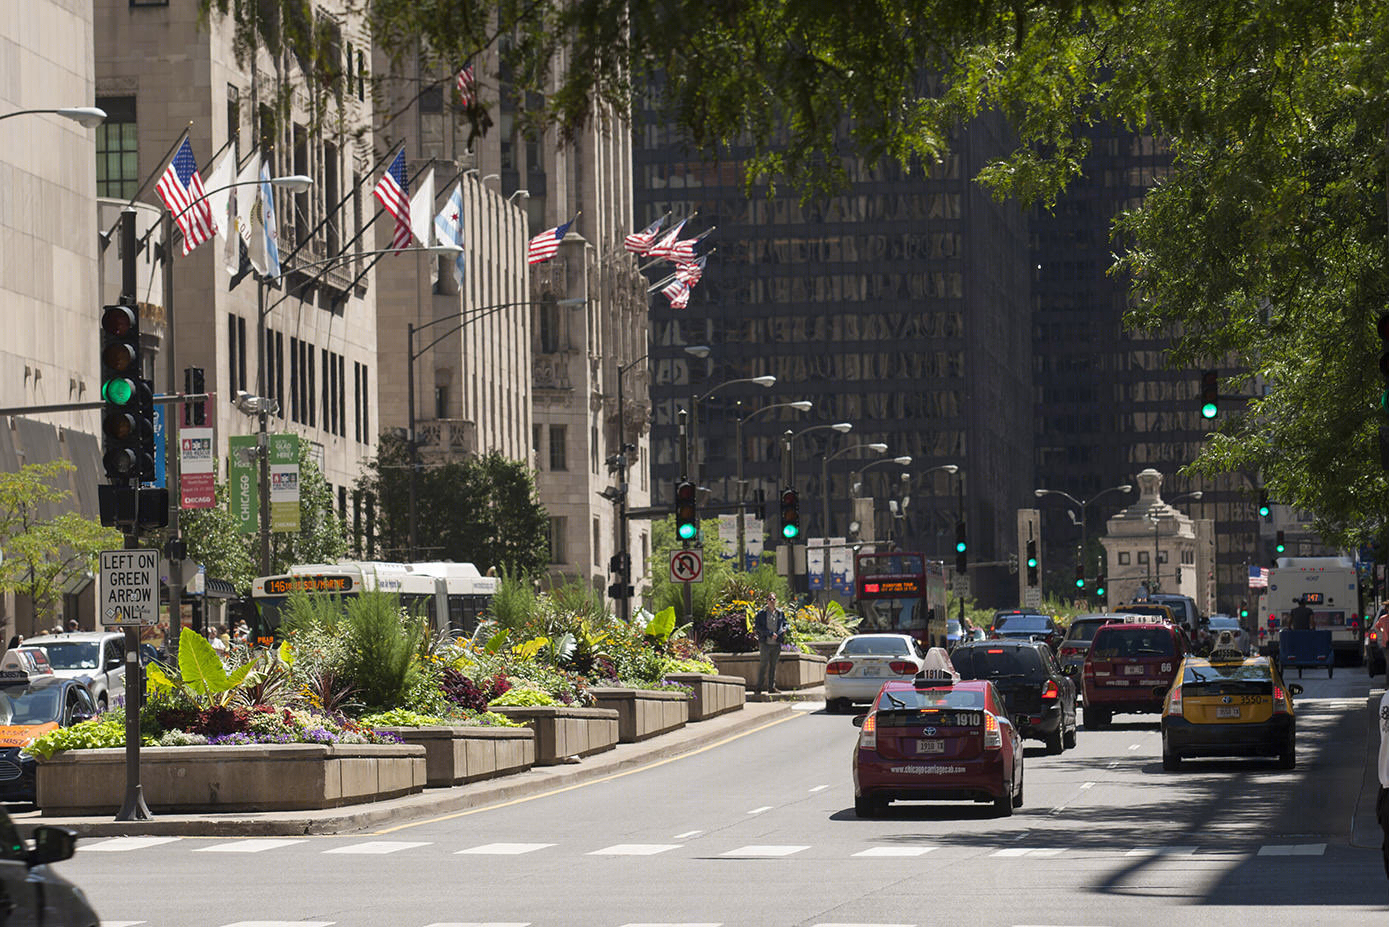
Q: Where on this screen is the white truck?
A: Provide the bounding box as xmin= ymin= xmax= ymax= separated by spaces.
xmin=1265 ymin=556 xmax=1363 ymax=664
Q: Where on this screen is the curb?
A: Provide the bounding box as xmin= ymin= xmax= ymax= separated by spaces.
xmin=15 ymin=700 xmax=800 ymax=839
xmin=1351 ymin=690 xmax=1386 ymax=849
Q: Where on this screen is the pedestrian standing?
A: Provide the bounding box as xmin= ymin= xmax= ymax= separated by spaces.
xmin=1378 ymin=687 xmax=1389 ymax=880
xmin=753 ymin=593 xmax=789 ymax=696
xmin=1288 ymin=596 xmax=1313 ymax=631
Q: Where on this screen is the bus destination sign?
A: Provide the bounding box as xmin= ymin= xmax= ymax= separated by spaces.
xmin=263 ymin=575 xmax=355 ymax=595
xmin=860 ymin=578 xmax=923 ymax=596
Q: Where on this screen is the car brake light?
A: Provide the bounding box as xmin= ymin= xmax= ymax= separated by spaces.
xmin=1371 ymin=631 xmax=1379 ymax=642
xmin=860 ymin=714 xmax=877 ymax=749
xmin=1273 ymin=685 xmax=1289 ymax=714
xmin=826 ymin=660 xmax=853 ymax=675
xmin=889 ymin=660 xmax=916 ymax=675
xmin=1041 ymin=680 xmax=1059 ymax=699
xmin=1166 ymin=683 xmax=1183 ymax=716
xmin=1060 ymin=645 xmax=1080 ymax=655
xmin=987 ymin=648 xmax=1004 ymax=654
xmin=983 ymin=712 xmax=1002 ymax=749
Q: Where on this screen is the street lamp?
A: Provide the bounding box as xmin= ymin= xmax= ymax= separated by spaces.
xmin=850 ymin=455 xmax=911 ymax=547
xmin=0 ymin=106 xmax=106 ymax=127
xmin=779 ymin=422 xmax=852 ymax=594
xmin=407 ymin=296 xmax=587 ymax=558
xmin=1034 ymin=483 xmax=1133 ymax=595
xmin=819 ymin=442 xmax=887 ymax=594
xmin=734 ymin=399 xmax=813 ymax=568
xmin=689 ymin=374 xmax=775 ymax=486
xmin=898 ymin=463 xmax=958 ymax=555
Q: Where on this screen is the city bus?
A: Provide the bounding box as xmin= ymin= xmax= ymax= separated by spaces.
xmin=852 ymin=551 xmax=949 ymax=650
xmin=249 ymin=560 xmax=499 ymax=646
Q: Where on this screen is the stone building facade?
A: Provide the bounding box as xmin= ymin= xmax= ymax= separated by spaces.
xmin=1100 ymin=468 xmax=1214 ymax=611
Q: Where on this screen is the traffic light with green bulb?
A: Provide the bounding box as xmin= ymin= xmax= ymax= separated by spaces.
xmin=1258 ymin=490 xmax=1271 ymax=520
xmin=1275 ymin=530 xmax=1286 ymax=554
xmin=1025 ymin=538 xmax=1039 ymax=586
xmin=955 ymin=522 xmax=967 ymax=574
xmin=780 ymin=488 xmax=800 ymax=540
xmin=100 ymin=304 xmax=144 ymax=481
xmin=1074 ymin=562 xmax=1085 ymax=589
xmin=1095 ymin=574 xmax=1106 ymax=598
xmin=1199 ymin=369 xmax=1219 ymax=419
xmin=675 ymin=480 xmax=698 ymax=541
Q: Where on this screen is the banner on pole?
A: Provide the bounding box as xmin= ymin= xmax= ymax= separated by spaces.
xmin=269 ymin=434 xmax=300 ymax=533
xmin=179 ymin=427 xmax=216 ymax=509
xmin=227 ymin=435 xmax=259 ymax=534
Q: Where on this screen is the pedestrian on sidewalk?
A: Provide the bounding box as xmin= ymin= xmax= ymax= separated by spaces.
xmin=753 ymin=593 xmax=789 ymax=696
xmin=1378 ymin=687 xmax=1389 ymax=879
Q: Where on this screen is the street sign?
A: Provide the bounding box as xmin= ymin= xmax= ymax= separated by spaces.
xmin=1023 ymin=586 xmax=1043 ymax=608
xmin=953 ymin=574 xmax=971 ymax=600
xmin=669 ymin=549 xmax=704 ymax=584
xmin=99 ymin=548 xmax=159 ymax=627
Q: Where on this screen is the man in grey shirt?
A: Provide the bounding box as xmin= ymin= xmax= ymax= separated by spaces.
xmin=753 ymin=594 xmax=789 ymax=696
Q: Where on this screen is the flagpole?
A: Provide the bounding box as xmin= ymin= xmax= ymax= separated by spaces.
xmin=331 ymin=158 xmax=443 ymax=302
xmin=277 ymin=140 xmax=404 ymax=269
xmin=99 ymin=125 xmax=192 ymax=251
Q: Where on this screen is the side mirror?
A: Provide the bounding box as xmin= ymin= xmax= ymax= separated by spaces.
xmin=1288 ymin=683 xmax=1304 ymax=697
xmin=28 ymin=826 xmax=76 ymax=866
xmin=851 ymin=714 xmax=866 ymax=728
xmin=106 ymin=656 xmax=122 ymax=671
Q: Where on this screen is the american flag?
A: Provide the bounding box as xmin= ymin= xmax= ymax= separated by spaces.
xmin=527 ymin=215 xmax=576 ymax=264
xmin=455 ymin=64 xmax=476 ymax=106
xmin=1248 ymin=565 xmax=1269 ymax=589
xmin=155 ymin=138 xmax=217 ymax=256
xmin=373 ymin=150 xmax=412 ymax=253
xmin=624 ymin=214 xmax=666 ymax=254
xmin=662 ymin=277 xmax=690 ymax=309
xmin=675 ymin=255 xmax=706 ymax=286
xmin=646 ymin=219 xmax=688 ymax=260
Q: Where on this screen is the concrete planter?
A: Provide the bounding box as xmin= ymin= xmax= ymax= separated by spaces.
xmin=374 ymin=725 xmax=536 ymax=787
xmin=489 ymin=705 xmax=619 ymax=766
xmin=805 ymin=640 xmax=842 ymax=659
xmin=663 ymin=673 xmax=746 ymax=721
xmin=708 ymin=651 xmax=827 ymax=690
xmin=587 ymin=687 xmax=689 ymax=743
xmin=35 ymin=743 xmax=425 ymax=815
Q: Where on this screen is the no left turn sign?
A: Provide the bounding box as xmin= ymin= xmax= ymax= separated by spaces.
xmin=669 ymin=549 xmax=703 ymax=584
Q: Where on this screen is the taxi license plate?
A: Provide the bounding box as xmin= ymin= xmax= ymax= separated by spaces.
xmin=1216 ymin=706 xmax=1240 ymax=719
xmin=917 ymin=739 xmax=945 ymax=754
xmin=1124 ymin=665 xmax=1145 ymax=675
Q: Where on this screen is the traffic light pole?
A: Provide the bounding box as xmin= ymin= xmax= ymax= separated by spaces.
xmin=679 ymin=409 xmax=692 ymax=626
xmin=957 ymin=471 xmax=965 ymax=625
xmin=161 ymin=211 xmax=183 ymax=661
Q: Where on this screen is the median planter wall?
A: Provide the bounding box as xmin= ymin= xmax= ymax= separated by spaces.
xmin=587 ymin=687 xmax=689 ymax=743
xmin=490 ymin=706 xmax=619 ymax=765
xmin=664 ymin=673 xmax=746 ymax=721
xmin=708 ymin=651 xmax=827 ymax=690
xmin=35 ymin=743 xmax=426 ymax=815
xmin=374 ymin=726 xmax=536 ymax=787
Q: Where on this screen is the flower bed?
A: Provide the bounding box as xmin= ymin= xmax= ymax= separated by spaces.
xmin=662 ymin=673 xmax=746 ymax=721
xmin=489 ymin=705 xmax=619 ymax=765
xmin=706 ymin=650 xmax=827 ymax=690
xmin=586 ymin=687 xmax=689 ymax=743
xmin=371 ymin=725 xmax=536 ymax=787
xmin=35 ymin=743 xmax=426 ymax=815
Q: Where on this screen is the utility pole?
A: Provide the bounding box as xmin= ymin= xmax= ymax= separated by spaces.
xmin=161 ymin=211 xmax=182 ymax=660
xmin=679 ymin=408 xmax=692 ymax=625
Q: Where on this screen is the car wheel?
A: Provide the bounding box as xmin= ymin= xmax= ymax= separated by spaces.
xmin=1044 ymin=730 xmax=1064 ymax=755
xmin=1162 ymin=738 xmax=1182 ymax=771
xmin=854 ymin=795 xmax=877 ymax=818
xmin=1278 ymin=741 xmax=1296 ymax=770
xmin=1084 ymin=708 xmax=1110 ymax=729
xmin=994 ymin=783 xmax=1015 ymax=817
xmin=1063 ymin=725 xmax=1078 ymax=750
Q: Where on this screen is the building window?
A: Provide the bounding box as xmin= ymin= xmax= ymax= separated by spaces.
xmin=593 ymin=518 xmax=602 ymax=566
xmin=95 ymin=96 xmax=138 ymax=199
xmin=1138 ymin=551 xmax=1149 ymax=565
xmin=435 ymin=385 xmax=449 ymax=420
xmin=538 ymin=299 xmax=561 ymax=353
xmin=1117 ymin=551 xmax=1130 ymax=565
xmin=549 ymin=425 xmax=567 ymax=471
xmin=548 ymin=517 xmax=566 ymax=564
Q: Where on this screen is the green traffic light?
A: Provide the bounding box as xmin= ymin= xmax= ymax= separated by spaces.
xmin=1096 ymin=587 xmax=1106 ymax=596
xmin=1026 ymin=557 xmax=1038 ymax=568
xmin=1200 ymin=402 xmax=1218 ymax=419
xmin=1258 ymin=505 xmax=1270 ymax=518
xmin=677 ymin=523 xmax=697 ymax=541
xmin=102 ymin=378 xmax=133 ymax=405
xmin=1075 ymin=578 xmax=1084 ymax=588
xmin=1275 ymin=543 xmax=1285 ymax=553
xmin=783 ymin=524 xmax=799 ymax=539
xmin=956 ymin=541 xmax=967 ymax=553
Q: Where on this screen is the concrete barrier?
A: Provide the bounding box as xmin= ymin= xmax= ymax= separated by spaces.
xmin=36 ymin=743 xmax=426 ymax=815
xmin=373 ymin=726 xmax=536 ymax=787
xmin=664 ymin=673 xmax=746 ymax=721
xmin=489 ymin=706 xmax=619 ymax=765
xmin=707 ymin=651 xmax=828 ymax=690
xmin=588 ymin=688 xmax=689 ymax=742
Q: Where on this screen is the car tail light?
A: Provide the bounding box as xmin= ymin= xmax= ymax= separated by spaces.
xmin=889 ymin=660 xmax=916 ymax=675
xmin=1371 ymin=631 xmax=1379 ymax=643
xmin=1166 ymin=683 xmax=1183 ymax=717
xmin=1041 ymin=680 xmax=1059 ymax=699
xmin=859 ymin=714 xmax=877 ymax=749
xmin=826 ymin=660 xmax=853 ymax=675
xmin=983 ymin=712 xmax=1002 ymax=749
xmin=1059 ymin=645 xmax=1081 ymax=656
xmin=1273 ymin=685 xmax=1289 ymax=714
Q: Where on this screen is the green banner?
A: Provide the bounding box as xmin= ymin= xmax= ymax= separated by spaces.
xmin=227 ymin=435 xmax=259 ymax=535
xmin=269 ymin=434 xmax=300 ymax=533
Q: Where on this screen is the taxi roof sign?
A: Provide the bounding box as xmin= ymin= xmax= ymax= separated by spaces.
xmin=0 ymin=649 xmax=53 ymax=683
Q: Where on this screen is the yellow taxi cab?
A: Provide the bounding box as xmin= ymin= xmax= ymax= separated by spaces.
xmin=1160 ymin=631 xmax=1301 ymax=771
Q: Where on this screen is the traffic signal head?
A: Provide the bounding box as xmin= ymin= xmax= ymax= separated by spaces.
xmin=1095 ymin=574 xmax=1106 ymax=597
xmin=1025 ymin=538 xmax=1039 ymax=586
xmin=780 ymin=488 xmax=800 ymax=540
xmin=675 ymin=481 xmax=698 ymax=541
xmin=1074 ymin=562 xmax=1085 ymax=589
xmin=100 ymin=305 xmax=144 ymax=481
xmin=1275 ymin=530 xmax=1286 ymax=554
xmin=185 ymin=366 xmax=206 ymax=426
xmin=1258 ymin=490 xmax=1271 ymax=519
xmin=954 ymin=522 xmax=967 ymax=573
xmin=1199 ymin=369 xmax=1219 ymax=419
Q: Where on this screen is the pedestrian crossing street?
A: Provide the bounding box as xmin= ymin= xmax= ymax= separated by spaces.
xmin=76 ymin=835 xmax=1330 ymax=861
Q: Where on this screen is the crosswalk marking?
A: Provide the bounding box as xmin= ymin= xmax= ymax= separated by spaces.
xmin=618 ymin=923 xmax=722 ymax=927
xmin=673 ymin=830 xmax=702 ymax=839
xmin=422 ymin=923 xmax=531 ymax=927
xmin=809 ymin=784 xmax=829 ymax=792
xmin=852 ymin=846 xmax=937 ymax=857
xmin=456 ymin=843 xmax=554 ymax=855
xmin=1257 ymin=843 xmax=1326 ymax=856
xmin=323 ymin=841 xmax=431 ymax=855
xmin=991 ymin=848 xmax=1032 ymax=857
xmin=100 ymin=922 xmax=146 ymax=926
xmin=221 ymin=922 xmax=335 ymax=927
xmin=1125 ymin=846 xmax=1195 ymax=857
xmin=197 ymin=839 xmax=304 ymax=854
xmin=719 ymin=845 xmax=809 ymax=857
xmin=589 ymin=844 xmax=682 ymax=856
xmin=746 ymin=806 xmax=771 ymax=815
xmin=813 ymin=923 xmax=916 ymax=926
xmin=80 ymin=837 xmax=180 ymax=852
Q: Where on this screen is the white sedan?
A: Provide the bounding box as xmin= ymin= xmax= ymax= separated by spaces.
xmin=824 ymin=633 xmax=928 ymax=713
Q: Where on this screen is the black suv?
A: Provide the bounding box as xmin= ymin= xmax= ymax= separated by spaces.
xmin=951 ymin=639 xmax=1078 ymax=754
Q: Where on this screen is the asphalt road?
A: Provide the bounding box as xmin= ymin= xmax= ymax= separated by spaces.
xmin=59 ymin=670 xmax=1388 ymax=927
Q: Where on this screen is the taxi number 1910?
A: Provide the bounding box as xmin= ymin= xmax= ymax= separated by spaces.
xmin=917 ymin=739 xmax=946 ymax=754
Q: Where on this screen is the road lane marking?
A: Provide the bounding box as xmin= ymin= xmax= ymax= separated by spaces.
xmin=1125 ymin=846 xmax=1195 ymax=857
xmin=853 ymin=846 xmax=938 ymax=857
xmin=618 ymin=923 xmax=721 ymax=927
xmin=221 ymin=922 xmax=336 ymax=927
xmin=196 ymin=839 xmax=304 ymax=853
xmin=423 ymin=923 xmax=531 ymax=927
xmin=813 ymin=923 xmax=916 ymax=926
xmin=455 ymin=843 xmax=555 ymax=855
xmin=1027 ymin=848 xmax=1065 ymax=857
xmin=673 ymin=830 xmax=703 ymax=839
xmin=1107 ymin=761 xmax=1120 ymax=768
xmin=78 ymin=837 xmax=180 ymax=852
xmin=323 ymin=841 xmax=430 ymax=855
xmin=809 ymin=784 xmax=829 ymax=792
xmin=99 ymin=922 xmax=146 ymax=926
xmin=1257 ymin=843 xmax=1326 ymax=856
xmin=1080 ymin=781 xmax=1095 ymax=790
xmin=746 ymin=806 xmax=772 ymax=814
xmin=991 ymin=847 xmax=1033 ymax=857
xmin=1128 ymin=743 xmax=1141 ymax=751
xmin=794 ymin=701 xmax=825 ymax=711
xmin=720 ymin=845 xmax=809 ymax=857
xmin=589 ymin=844 xmax=682 ymax=856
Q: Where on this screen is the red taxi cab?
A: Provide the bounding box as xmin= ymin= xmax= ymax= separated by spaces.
xmin=851 ymin=663 xmax=1023 ymax=818
xmin=1082 ymin=621 xmax=1186 ymax=727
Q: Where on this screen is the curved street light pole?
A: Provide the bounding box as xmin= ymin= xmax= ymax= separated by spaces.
xmin=1034 ymin=483 xmax=1133 ymax=597
xmin=689 ymin=374 xmax=774 ymax=487
xmin=852 ymin=455 xmax=911 ymax=544
xmin=735 ymin=400 xmax=812 ymax=569
xmin=780 ymin=422 xmax=852 ymax=595
xmin=819 ymin=442 xmax=887 ymax=598
xmin=0 ymin=106 xmax=106 ymax=127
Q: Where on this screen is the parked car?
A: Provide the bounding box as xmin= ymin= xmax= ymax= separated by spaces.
xmin=0 ymin=809 xmax=96 ymax=926
xmin=851 ymin=675 xmax=1023 ymax=817
xmin=1205 ymin=615 xmax=1251 ymax=656
xmin=0 ymin=652 xmax=100 ymax=804
xmin=1057 ymin=613 xmax=1145 ymax=674
xmin=951 ymin=639 xmax=1078 ymax=753
xmin=1082 ymin=621 xmax=1187 ymax=728
xmin=18 ymin=632 xmax=126 ymax=710
xmin=989 ymin=611 xmax=1062 ymax=652
xmin=824 ymin=634 xmax=928 ymax=713
xmin=1161 ymin=639 xmax=1301 ymax=770
xmin=1364 ymin=611 xmax=1389 ymax=678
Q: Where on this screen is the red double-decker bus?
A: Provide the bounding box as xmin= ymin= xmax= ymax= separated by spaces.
xmin=853 ymin=551 xmax=949 ymax=650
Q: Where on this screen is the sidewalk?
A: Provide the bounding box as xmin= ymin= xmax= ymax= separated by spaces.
xmin=11 ymin=698 xmax=811 ymax=839
xmin=1351 ymin=689 xmax=1387 ymax=849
